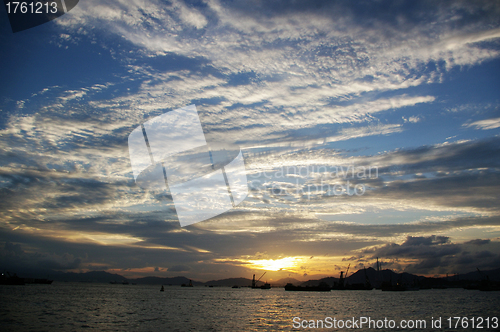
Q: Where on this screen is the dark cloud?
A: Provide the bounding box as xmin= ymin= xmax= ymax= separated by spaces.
xmin=0 ymin=170 xmax=129 ymax=213
xmin=475 ymin=250 xmax=495 ymax=259
xmin=373 ymin=235 xmax=460 ymax=259
xmin=318 ymin=215 xmax=500 ymax=238
xmin=375 ymin=172 xmax=500 ymax=211
xmin=412 ymin=257 xmax=442 ymax=270
xmin=38 ymin=255 xmax=82 ymax=270
xmin=365 ymin=236 xmax=500 ymax=274
xmin=1 ymin=242 xmax=83 ymax=274
xmin=343 ymin=138 xmax=500 ymax=212
xmin=4 ymin=242 xmax=24 ymax=256
xmin=168 ymin=265 xmax=191 ymax=272
xmin=466 ymin=239 xmax=491 ymax=246
xmin=375 ymin=137 xmax=500 ymax=175
xmin=402 ymin=235 xmax=449 ymax=246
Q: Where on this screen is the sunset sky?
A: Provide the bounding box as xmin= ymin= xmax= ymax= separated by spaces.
xmin=1 ymin=0 xmax=500 ymax=282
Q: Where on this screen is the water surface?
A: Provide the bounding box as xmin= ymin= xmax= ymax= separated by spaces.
xmin=1 ymin=283 xmax=499 ymax=331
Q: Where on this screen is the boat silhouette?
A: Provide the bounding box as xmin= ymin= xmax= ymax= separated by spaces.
xmin=251 ymin=273 xmax=270 ymax=289
xmin=181 ymin=279 xmax=194 ymax=287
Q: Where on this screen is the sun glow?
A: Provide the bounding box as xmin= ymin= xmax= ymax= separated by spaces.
xmin=247 ymin=257 xmax=302 ymax=272
xmin=215 ymin=255 xmax=342 ymax=276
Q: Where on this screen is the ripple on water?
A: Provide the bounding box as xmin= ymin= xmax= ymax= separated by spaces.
xmin=1 ymin=285 xmax=499 ymax=331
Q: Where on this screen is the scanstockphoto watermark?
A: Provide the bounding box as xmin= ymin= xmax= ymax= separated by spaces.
xmin=248 ymin=165 xmax=379 ymax=198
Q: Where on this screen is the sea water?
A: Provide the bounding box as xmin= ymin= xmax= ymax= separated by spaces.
xmin=1 ymin=283 xmax=499 ymax=331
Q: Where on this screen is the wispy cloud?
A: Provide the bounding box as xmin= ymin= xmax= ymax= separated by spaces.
xmin=464 ymin=117 xmax=500 ymax=130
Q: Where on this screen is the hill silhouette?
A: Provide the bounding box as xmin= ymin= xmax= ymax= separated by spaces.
xmin=6 ymin=267 xmax=500 ymax=287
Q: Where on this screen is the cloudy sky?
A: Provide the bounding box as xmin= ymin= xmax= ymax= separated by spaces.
xmin=1 ymin=0 xmax=500 ymax=282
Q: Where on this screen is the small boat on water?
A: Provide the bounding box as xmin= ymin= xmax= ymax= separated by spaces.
xmin=181 ymin=279 xmax=194 ymax=287
xmin=251 ymin=273 xmax=271 ymax=289
xmin=160 ymin=285 xmax=164 ymax=292
xmin=260 ymin=282 xmax=271 ymax=289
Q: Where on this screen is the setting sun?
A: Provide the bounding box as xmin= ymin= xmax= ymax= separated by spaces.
xmin=247 ymin=257 xmax=302 ymax=272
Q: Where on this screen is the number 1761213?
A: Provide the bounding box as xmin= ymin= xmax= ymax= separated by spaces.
xmin=6 ymin=2 xmax=59 ymax=14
